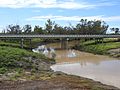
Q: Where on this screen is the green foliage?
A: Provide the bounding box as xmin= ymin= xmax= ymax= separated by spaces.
xmin=0 ymin=67 xmax=7 ymax=74
xmin=0 ymin=46 xmax=54 ymax=74
xmin=30 ymin=38 xmax=43 ymax=48
xmin=45 ymin=19 xmax=55 ymax=34
xmin=110 ymin=28 xmax=120 ymax=34
xmin=23 ymin=24 xmax=32 ymax=34
xmin=34 ymin=25 xmax=44 ymax=34
xmin=76 ymin=19 xmax=108 ymax=35
xmin=0 ymin=41 xmax=28 ymax=48
xmin=77 ymin=39 xmax=120 ymax=55
xmin=6 ymin=24 xmax=22 ymax=34
xmin=2 ymin=19 xmax=109 ymax=35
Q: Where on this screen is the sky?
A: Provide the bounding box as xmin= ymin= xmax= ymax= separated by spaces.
xmin=0 ymin=0 xmax=120 ymax=32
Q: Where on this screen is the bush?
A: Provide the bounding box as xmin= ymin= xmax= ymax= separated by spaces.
xmin=0 ymin=46 xmax=54 ymax=74
xmin=75 ymin=39 xmax=120 ymax=55
xmin=0 ymin=67 xmax=7 ymax=74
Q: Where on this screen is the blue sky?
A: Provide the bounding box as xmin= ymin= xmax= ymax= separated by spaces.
xmin=0 ymin=0 xmax=120 ymax=31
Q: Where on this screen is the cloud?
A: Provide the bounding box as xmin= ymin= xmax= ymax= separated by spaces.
xmin=26 ymin=15 xmax=120 ymax=22
xmin=0 ymin=25 xmax=4 ymax=30
xmin=0 ymin=0 xmax=117 ymax=9
xmin=26 ymin=15 xmax=98 ymax=21
xmin=103 ymin=16 xmax=120 ymax=22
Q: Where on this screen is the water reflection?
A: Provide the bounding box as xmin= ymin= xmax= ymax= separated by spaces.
xmin=42 ymin=41 xmax=120 ymax=88
xmin=51 ymin=50 xmax=120 ymax=88
xmin=54 ymin=50 xmax=115 ymax=66
xmin=67 ymin=49 xmax=76 ymax=58
xmin=32 ymin=45 xmax=57 ymax=59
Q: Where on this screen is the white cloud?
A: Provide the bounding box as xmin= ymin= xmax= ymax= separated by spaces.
xmin=0 ymin=25 xmax=4 ymax=31
xmin=0 ymin=0 xmax=117 ymax=9
xmin=103 ymin=16 xmax=120 ymax=22
xmin=26 ymin=15 xmax=120 ymax=22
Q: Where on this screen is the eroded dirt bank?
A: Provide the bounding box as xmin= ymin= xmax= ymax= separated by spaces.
xmin=0 ymin=73 xmax=119 ymax=90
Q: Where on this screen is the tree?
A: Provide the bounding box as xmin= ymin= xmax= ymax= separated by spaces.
xmin=1 ymin=29 xmax=6 ymax=34
xmin=23 ymin=25 xmax=32 ymax=34
xmin=110 ymin=28 xmax=119 ymax=34
xmin=34 ymin=25 xmax=43 ymax=34
xmin=45 ymin=19 xmax=55 ymax=34
xmin=53 ymin=24 xmax=65 ymax=34
xmin=76 ymin=19 xmax=88 ymax=34
xmin=6 ymin=24 xmax=22 ymax=34
xmin=91 ymin=20 xmax=108 ymax=34
xmin=76 ymin=19 xmax=108 ymax=35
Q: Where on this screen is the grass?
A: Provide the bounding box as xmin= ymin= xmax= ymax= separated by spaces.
xmin=0 ymin=38 xmax=45 ymax=49
xmin=75 ymin=38 xmax=120 ymax=55
xmin=23 ymin=38 xmax=43 ymax=48
xmin=0 ymin=46 xmax=54 ymax=74
xmin=0 ymin=41 xmax=29 ymax=49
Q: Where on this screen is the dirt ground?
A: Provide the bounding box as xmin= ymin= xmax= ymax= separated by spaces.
xmin=0 ymin=74 xmax=119 ymax=90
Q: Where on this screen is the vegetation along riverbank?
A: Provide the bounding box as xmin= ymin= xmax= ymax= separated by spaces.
xmin=73 ymin=38 xmax=120 ymax=58
xmin=0 ymin=46 xmax=119 ymax=90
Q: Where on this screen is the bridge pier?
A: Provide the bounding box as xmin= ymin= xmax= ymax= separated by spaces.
xmin=20 ymin=38 xmax=32 ymax=50
xmin=60 ymin=38 xmax=67 ymax=49
xmin=95 ymin=38 xmax=104 ymax=44
xmin=29 ymin=39 xmax=32 ymax=50
xmin=20 ymin=38 xmax=24 ymax=49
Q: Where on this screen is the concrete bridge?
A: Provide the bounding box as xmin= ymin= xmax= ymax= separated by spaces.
xmin=0 ymin=34 xmax=120 ymax=49
xmin=0 ymin=34 xmax=120 ymax=38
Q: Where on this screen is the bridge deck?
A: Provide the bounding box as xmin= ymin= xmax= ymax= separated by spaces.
xmin=0 ymin=35 xmax=120 ymax=38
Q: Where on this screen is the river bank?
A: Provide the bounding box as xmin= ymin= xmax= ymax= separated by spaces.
xmin=0 ymin=72 xmax=119 ymax=90
xmin=0 ymin=47 xmax=119 ymax=90
xmin=73 ymin=39 xmax=120 ymax=58
xmin=0 ymin=46 xmax=119 ymax=90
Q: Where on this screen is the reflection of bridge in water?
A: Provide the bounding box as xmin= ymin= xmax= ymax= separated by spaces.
xmin=0 ymin=34 xmax=120 ymax=49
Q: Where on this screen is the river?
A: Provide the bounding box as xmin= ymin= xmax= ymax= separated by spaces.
xmin=51 ymin=49 xmax=120 ymax=88
xmin=43 ymin=42 xmax=120 ymax=88
xmin=48 ymin=43 xmax=120 ymax=88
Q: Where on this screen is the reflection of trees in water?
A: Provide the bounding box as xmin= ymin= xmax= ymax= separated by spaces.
xmin=79 ymin=59 xmax=100 ymax=67
xmin=55 ymin=50 xmax=112 ymax=67
xmin=46 ymin=41 xmax=113 ymax=67
xmin=47 ymin=40 xmax=80 ymax=50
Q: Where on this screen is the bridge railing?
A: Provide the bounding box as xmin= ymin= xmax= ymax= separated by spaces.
xmin=0 ymin=34 xmax=120 ymax=38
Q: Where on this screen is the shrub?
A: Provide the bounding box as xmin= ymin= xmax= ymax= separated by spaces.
xmin=0 ymin=67 xmax=7 ymax=74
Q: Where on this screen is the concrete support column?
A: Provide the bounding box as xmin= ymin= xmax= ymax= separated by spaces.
xmin=29 ymin=39 xmax=32 ymax=50
xmin=20 ymin=38 xmax=24 ymax=49
xmin=60 ymin=38 xmax=67 ymax=49
xmin=75 ymin=38 xmax=80 ymax=45
xmin=66 ymin=38 xmax=69 ymax=50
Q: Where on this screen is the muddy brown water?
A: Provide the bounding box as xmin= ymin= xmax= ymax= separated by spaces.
xmin=46 ymin=42 xmax=120 ymax=88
